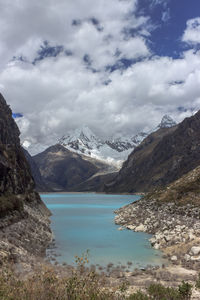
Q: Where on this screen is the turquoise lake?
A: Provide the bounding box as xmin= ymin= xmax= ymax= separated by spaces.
xmin=41 ymin=193 xmax=164 ymax=269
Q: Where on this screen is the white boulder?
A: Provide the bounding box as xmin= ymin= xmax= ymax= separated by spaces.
xmin=190 ymin=246 xmax=200 ymax=256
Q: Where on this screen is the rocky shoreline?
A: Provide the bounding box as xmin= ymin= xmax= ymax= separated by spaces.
xmin=0 ymin=193 xmax=52 ymax=268
xmin=115 ymin=198 xmax=200 ymax=270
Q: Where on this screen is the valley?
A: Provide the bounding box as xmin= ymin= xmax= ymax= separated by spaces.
xmin=1 ymin=92 xmax=200 ymax=298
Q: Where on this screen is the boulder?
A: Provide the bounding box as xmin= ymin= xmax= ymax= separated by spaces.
xmin=126 ymin=225 xmax=135 ymax=230
xmin=171 ymin=255 xmax=177 ymax=261
xmin=190 ymin=246 xmax=200 ymax=256
xmin=184 ymin=254 xmax=191 ymax=261
xmin=134 ymin=224 xmax=146 ymax=232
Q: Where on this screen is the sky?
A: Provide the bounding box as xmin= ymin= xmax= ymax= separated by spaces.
xmin=0 ymin=0 xmax=200 ymax=147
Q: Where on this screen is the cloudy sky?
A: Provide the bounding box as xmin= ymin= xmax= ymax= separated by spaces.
xmin=0 ymin=0 xmax=200 ymax=147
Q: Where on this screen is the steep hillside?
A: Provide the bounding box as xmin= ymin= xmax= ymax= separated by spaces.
xmin=33 ymin=144 xmax=100 ymax=191
xmin=23 ymin=148 xmax=52 ymax=192
xmin=71 ymin=172 xmax=117 ymax=192
xmin=105 ymin=111 xmax=200 ymax=193
xmin=0 ymin=93 xmax=52 ymax=264
xmin=146 ymin=165 xmax=200 ymax=206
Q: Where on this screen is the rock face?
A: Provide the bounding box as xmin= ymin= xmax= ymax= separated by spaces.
xmin=0 ymin=93 xmax=52 ymax=264
xmin=105 ymin=110 xmax=200 ymax=193
xmin=23 ymin=148 xmax=52 ymax=192
xmin=33 ymin=144 xmax=100 ymax=191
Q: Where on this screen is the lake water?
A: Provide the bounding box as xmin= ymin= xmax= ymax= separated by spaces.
xmin=41 ymin=193 xmax=164 ymax=269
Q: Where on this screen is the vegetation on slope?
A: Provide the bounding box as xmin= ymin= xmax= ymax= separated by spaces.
xmin=146 ymin=165 xmax=200 ymax=206
xmin=0 ymin=263 xmax=195 ymax=300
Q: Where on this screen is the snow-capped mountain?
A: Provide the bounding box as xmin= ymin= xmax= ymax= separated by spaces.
xmin=58 ymin=115 xmax=176 ymax=168
xmin=59 ymin=126 xmax=130 ymax=167
xmin=22 ymin=115 xmax=176 ymax=168
xmin=156 ymin=115 xmax=177 ymax=129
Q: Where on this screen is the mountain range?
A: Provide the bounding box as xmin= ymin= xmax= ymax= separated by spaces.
xmin=23 ymin=114 xmax=176 ymax=192
xmin=105 ymin=110 xmax=200 ymax=193
xmin=57 ymin=114 xmax=176 ymax=167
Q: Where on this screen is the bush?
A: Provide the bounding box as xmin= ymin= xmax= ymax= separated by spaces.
xmin=147 ymin=283 xmax=180 ymax=299
xmin=195 ymin=273 xmax=200 ymax=289
xmin=0 ymin=265 xmax=114 ymax=300
xmin=128 ymin=291 xmax=149 ymax=300
xmin=178 ymin=281 xmax=192 ymax=299
xmin=0 ymin=264 xmax=193 ymax=300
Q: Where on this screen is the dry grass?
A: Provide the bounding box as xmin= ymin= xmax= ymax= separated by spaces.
xmin=0 ymin=261 xmax=196 ymax=300
xmin=145 ymin=166 xmax=200 ymax=206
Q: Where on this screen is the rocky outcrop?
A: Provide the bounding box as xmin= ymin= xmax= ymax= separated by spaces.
xmin=105 ymin=110 xmax=200 ymax=193
xmin=0 ymin=93 xmax=52 ymax=264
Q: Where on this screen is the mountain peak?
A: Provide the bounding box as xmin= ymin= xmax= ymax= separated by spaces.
xmin=158 ymin=115 xmax=176 ymax=129
xmin=73 ymin=125 xmax=97 ymax=141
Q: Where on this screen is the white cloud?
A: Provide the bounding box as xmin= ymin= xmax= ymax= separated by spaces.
xmin=182 ymin=17 xmax=200 ymax=45
xmin=0 ymin=1 xmax=200 ymax=150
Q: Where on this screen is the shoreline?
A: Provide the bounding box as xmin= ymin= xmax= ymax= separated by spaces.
xmin=115 ymin=197 xmax=200 ymax=271
xmin=2 ymin=193 xmax=200 ymax=298
xmin=39 ymin=191 xmax=145 ymax=196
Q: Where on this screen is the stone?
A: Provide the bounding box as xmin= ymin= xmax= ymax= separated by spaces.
xmin=190 ymin=256 xmax=200 ymax=262
xmin=164 ymin=235 xmax=171 ymax=242
xmin=134 ymin=224 xmax=146 ymax=232
xmin=118 ymin=227 xmax=124 ymax=231
xmin=171 ymin=256 xmax=177 ymax=261
xmin=149 ymin=237 xmax=156 ymax=246
xmin=184 ymin=254 xmax=191 ymax=261
xmin=190 ymin=246 xmax=200 ymax=256
xmin=188 ymin=233 xmax=195 ymax=241
xmin=126 ymin=225 xmax=135 ymax=230
xmin=154 ymin=243 xmax=160 ymax=250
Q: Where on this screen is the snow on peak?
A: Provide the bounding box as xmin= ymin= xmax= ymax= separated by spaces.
xmin=58 ymin=115 xmax=177 ymax=168
xmin=158 ymin=115 xmax=176 ymax=129
xmin=21 ymin=114 xmax=178 ymax=168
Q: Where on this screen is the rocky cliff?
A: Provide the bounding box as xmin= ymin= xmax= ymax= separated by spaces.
xmin=0 ymin=93 xmax=52 ymax=264
xmin=105 ymin=110 xmax=200 ymax=193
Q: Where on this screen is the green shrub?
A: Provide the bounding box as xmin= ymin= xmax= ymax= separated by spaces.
xmin=147 ymin=283 xmax=180 ymax=299
xmin=178 ymin=281 xmax=192 ymax=299
xmin=128 ymin=290 xmax=149 ymax=300
xmin=195 ymin=273 xmax=200 ymax=289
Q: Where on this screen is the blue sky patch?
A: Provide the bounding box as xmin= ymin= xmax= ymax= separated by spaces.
xmin=12 ymin=113 xmax=23 ymax=119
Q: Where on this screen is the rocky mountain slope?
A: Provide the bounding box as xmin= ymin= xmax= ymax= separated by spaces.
xmin=23 ymin=148 xmax=52 ymax=192
xmin=70 ymin=171 xmax=118 ymax=192
xmin=19 ymin=115 xmax=176 ymax=168
xmin=105 ymin=111 xmax=200 ymax=193
xmin=115 ymin=165 xmax=200 ymax=269
xmin=0 ymin=93 xmax=52 ymax=264
xmin=33 ymin=144 xmax=114 ymax=191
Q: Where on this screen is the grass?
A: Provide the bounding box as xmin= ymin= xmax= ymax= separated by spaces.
xmin=145 ymin=166 xmax=200 ymax=206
